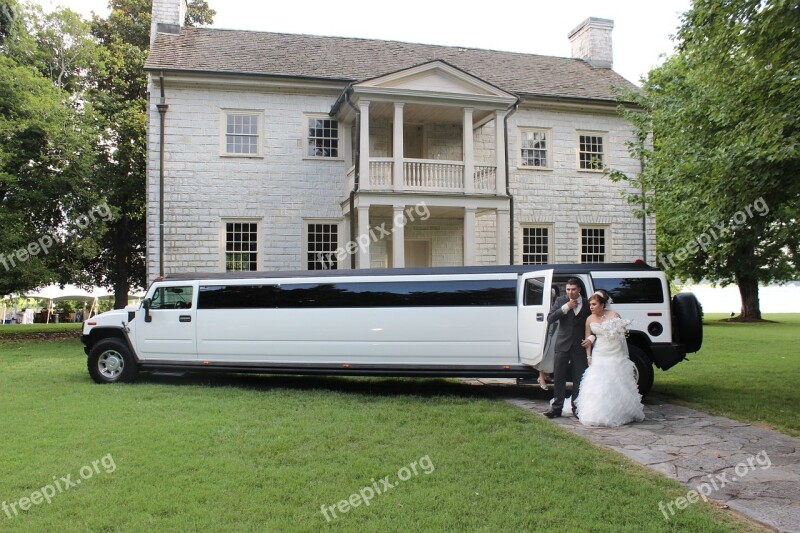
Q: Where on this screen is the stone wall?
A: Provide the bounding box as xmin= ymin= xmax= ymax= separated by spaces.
xmin=145 ymin=79 xmax=654 ymax=280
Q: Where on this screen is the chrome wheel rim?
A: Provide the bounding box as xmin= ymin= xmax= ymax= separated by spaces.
xmin=98 ymin=350 xmax=124 ymax=380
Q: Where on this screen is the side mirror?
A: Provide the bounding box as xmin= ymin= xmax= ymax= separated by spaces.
xmin=142 ymin=298 xmax=152 ymax=323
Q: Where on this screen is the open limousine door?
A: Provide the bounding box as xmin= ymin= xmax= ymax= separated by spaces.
xmin=517 ymin=269 xmax=553 ymax=366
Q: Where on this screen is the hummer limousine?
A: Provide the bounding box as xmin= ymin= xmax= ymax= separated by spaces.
xmin=81 ymin=263 xmax=703 ymax=395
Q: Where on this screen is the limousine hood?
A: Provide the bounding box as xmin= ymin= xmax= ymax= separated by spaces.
xmin=84 ymin=308 xmax=131 ymax=330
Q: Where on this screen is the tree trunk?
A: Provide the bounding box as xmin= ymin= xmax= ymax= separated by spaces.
xmin=112 ymin=222 xmax=130 ymax=310
xmin=113 ymin=277 xmax=130 ymax=310
xmin=736 ymin=274 xmax=762 ymax=321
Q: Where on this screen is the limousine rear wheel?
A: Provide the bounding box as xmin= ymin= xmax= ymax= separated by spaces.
xmin=627 ymin=344 xmax=653 ymax=396
xmin=88 ymin=339 xmax=138 ymax=384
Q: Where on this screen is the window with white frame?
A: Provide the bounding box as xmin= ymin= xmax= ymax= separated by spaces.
xmin=306 ymin=115 xmax=339 ymax=158
xmin=519 ymin=129 xmax=549 ymax=168
xmin=522 ymin=226 xmax=551 ymax=264
xmin=580 ymin=226 xmax=607 ymax=263
xmin=224 ymin=221 xmax=259 ymax=271
xmin=578 ymin=133 xmax=605 ymax=170
xmin=306 ymin=222 xmax=339 ymax=270
xmin=222 ymin=110 xmax=262 ymax=156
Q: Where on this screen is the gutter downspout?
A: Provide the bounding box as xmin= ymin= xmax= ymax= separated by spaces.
xmin=504 ymin=97 xmax=522 ymax=265
xmin=157 ymin=71 xmax=168 ymax=277
xmin=344 ymin=86 xmax=360 ymax=270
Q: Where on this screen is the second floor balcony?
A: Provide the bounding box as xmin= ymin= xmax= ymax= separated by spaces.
xmin=344 ymin=159 xmax=498 ymax=195
xmin=331 ymin=60 xmax=518 ymax=200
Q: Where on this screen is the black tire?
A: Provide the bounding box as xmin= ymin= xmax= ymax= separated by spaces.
xmin=627 ymin=343 xmax=654 ymax=396
xmin=673 ymin=292 xmax=703 ymax=353
xmin=87 ymin=338 xmax=138 ymax=384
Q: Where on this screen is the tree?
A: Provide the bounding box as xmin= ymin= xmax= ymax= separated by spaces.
xmin=609 ymin=0 xmax=800 ymax=320
xmin=0 ymin=3 xmax=102 ymax=296
xmin=84 ymin=0 xmax=214 ymax=308
xmin=4 ymin=2 xmax=95 ymax=92
xmin=0 ymin=0 xmax=16 ymax=44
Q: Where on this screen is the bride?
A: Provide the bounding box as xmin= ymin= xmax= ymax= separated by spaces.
xmin=574 ymin=292 xmax=645 ymax=427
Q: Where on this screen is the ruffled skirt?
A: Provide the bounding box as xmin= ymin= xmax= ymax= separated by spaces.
xmin=574 ymin=354 xmax=645 ymax=427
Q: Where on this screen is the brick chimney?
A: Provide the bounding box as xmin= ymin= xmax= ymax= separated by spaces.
xmin=150 ymin=0 xmax=187 ymax=47
xmin=568 ymin=17 xmax=614 ymax=69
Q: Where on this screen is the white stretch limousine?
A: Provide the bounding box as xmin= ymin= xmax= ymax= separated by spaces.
xmin=81 ymin=264 xmax=703 ymax=394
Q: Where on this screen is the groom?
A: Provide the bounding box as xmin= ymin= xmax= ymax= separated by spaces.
xmin=543 ymin=278 xmax=590 ymax=418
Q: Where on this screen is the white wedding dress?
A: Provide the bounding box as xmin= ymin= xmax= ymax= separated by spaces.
xmin=575 ymin=318 xmax=645 ymax=427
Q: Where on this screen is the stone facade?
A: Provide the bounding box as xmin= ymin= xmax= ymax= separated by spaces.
xmin=145 ymin=5 xmax=655 ymax=281
xmin=146 ymin=84 xmax=348 ymax=277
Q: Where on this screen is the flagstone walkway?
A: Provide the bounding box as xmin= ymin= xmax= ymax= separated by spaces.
xmin=462 ymin=379 xmax=800 ymax=532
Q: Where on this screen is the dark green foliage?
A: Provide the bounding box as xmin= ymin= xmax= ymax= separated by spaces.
xmin=608 ymin=0 xmax=800 ymax=319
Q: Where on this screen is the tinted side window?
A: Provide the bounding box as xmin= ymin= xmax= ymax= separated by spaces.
xmin=593 ymin=278 xmax=664 ymax=304
xmin=523 ymin=277 xmax=545 ymax=306
xmin=198 ymin=280 xmax=516 ymax=309
xmin=150 ymin=286 xmax=194 ymax=309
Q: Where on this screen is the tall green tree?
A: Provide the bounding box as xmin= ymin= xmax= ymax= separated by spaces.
xmin=609 ymin=0 xmax=800 ymax=320
xmin=0 ymin=2 xmax=102 ymax=296
xmin=86 ymin=0 xmax=214 ymax=308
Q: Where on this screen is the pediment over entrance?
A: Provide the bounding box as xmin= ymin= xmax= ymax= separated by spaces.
xmin=355 ymin=60 xmax=515 ymax=100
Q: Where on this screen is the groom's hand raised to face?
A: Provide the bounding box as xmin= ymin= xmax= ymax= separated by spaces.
xmin=567 ymin=299 xmax=578 ymax=309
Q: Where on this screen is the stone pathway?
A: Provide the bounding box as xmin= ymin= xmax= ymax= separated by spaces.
xmin=462 ymin=379 xmax=800 ymax=533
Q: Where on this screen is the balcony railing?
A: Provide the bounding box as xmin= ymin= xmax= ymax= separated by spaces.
xmin=356 ymin=158 xmax=496 ymax=193
xmin=404 ymin=159 xmax=463 ymax=190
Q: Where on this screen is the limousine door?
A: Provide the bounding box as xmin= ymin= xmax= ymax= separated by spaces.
xmin=518 ymin=269 xmax=553 ymax=366
xmin=136 ymin=284 xmax=197 ymax=360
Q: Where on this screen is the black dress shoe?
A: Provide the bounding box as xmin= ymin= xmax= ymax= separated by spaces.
xmin=543 ymin=409 xmax=562 ymax=418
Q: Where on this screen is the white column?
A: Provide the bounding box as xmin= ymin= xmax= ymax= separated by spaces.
xmin=495 ymin=110 xmax=506 ymax=194
xmin=463 ymin=207 xmax=476 ymax=266
xmin=392 ymin=205 xmax=405 ymax=268
xmin=393 ymin=103 xmax=404 ymax=191
xmin=496 ymin=208 xmax=510 ymax=265
xmin=341 ymin=215 xmax=351 ymax=269
xmin=357 ymin=205 xmax=370 ymax=269
xmin=359 ymin=100 xmax=371 ymax=190
xmin=463 ymin=108 xmax=474 ymax=194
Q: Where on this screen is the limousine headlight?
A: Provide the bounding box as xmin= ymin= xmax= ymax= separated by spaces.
xmin=648 ymin=322 xmax=664 ymax=337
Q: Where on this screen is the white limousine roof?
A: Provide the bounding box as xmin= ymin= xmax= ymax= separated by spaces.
xmin=160 ymin=263 xmax=658 ymax=282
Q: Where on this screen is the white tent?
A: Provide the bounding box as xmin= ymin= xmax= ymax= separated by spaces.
xmin=19 ymin=285 xmax=110 ymax=323
xmin=9 ymin=285 xmax=144 ymax=323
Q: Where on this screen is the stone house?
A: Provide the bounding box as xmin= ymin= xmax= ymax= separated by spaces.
xmin=144 ymin=0 xmax=654 ymax=280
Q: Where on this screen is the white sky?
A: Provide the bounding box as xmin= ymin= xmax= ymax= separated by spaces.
xmin=34 ymin=0 xmax=692 ymax=85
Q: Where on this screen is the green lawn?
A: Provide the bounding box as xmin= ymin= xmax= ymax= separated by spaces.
xmin=0 ymin=337 xmax=759 ymax=531
xmin=652 ymin=313 xmax=799 ymax=437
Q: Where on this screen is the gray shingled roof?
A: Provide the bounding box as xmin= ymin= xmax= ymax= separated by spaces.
xmin=145 ymin=27 xmax=639 ymax=103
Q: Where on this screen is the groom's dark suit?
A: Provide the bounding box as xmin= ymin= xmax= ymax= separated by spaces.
xmin=546 ymin=293 xmax=591 ymax=415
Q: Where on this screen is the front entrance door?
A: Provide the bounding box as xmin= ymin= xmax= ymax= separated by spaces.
xmin=405 ymin=240 xmax=431 ymax=268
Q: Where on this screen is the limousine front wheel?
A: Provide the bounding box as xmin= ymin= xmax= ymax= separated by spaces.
xmin=88 ymin=339 xmax=138 ymax=384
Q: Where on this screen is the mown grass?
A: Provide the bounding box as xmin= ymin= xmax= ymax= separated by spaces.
xmin=0 ymin=337 xmax=762 ymax=531
xmin=652 ymin=313 xmax=799 ymax=437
